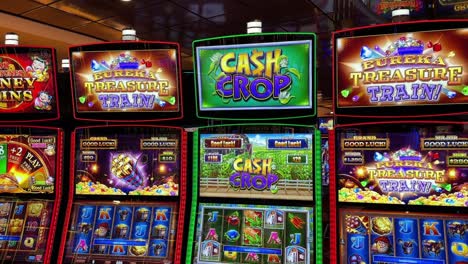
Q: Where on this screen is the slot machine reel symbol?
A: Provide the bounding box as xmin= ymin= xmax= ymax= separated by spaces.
xmin=152 ymin=225 xmax=167 ymax=239
xmin=136 ymin=208 xmax=149 ymax=222
xmin=118 ymin=209 xmax=129 ymax=221
xmin=111 ymin=154 xmax=147 ymax=188
xmin=115 ymin=224 xmax=129 ymax=238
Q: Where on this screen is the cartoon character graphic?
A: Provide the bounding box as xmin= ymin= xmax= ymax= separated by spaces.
xmin=26 ymin=56 xmax=49 ymax=82
xmin=34 ymin=91 xmax=53 ymax=110
xmin=371 ymin=236 xmax=393 ymax=254
xmin=398 ymin=239 xmax=416 ymax=255
xmin=423 ymin=240 xmax=444 ymax=256
xmin=95 ymin=223 xmax=109 ymax=238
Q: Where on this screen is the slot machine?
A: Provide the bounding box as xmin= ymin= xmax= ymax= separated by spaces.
xmin=185 ymin=32 xmax=324 ymax=264
xmin=330 ymin=20 xmax=468 ymax=264
xmin=58 ymin=41 xmax=187 ymax=264
xmin=0 ymin=45 xmax=63 ymax=264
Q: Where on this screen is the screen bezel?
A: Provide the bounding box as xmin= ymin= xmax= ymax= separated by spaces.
xmin=0 ymin=125 xmax=63 ymax=263
xmin=0 ymin=46 xmax=59 ymax=122
xmin=58 ymin=124 xmax=187 ymax=264
xmin=328 ymin=120 xmax=468 ymax=264
xmin=332 ymin=19 xmax=468 ymax=119
xmin=185 ymin=123 xmax=323 ymax=263
xmin=193 ymin=33 xmax=317 ymax=120
xmin=69 ymin=41 xmax=183 ymax=122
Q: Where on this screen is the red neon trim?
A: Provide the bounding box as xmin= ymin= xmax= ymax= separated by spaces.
xmin=332 ymin=19 xmax=468 ymax=119
xmin=0 ymin=125 xmax=62 ymax=263
xmin=329 ymin=129 xmax=337 ymax=264
xmin=0 ymin=46 xmax=60 ymax=123
xmin=69 ymin=41 xmax=184 ymax=122
xmin=57 ymin=125 xmax=185 ymax=263
xmin=174 ymin=130 xmax=187 ymax=264
xmin=57 ymin=130 xmax=75 ymax=264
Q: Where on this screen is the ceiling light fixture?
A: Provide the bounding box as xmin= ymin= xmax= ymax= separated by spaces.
xmin=121 ymin=0 xmax=132 ymax=2
xmin=122 ymin=28 xmax=136 ymax=41
xmin=5 ymin=32 xmax=19 ymax=45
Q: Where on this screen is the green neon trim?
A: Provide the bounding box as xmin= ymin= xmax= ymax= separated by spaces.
xmin=315 ymin=129 xmax=323 ymax=264
xmin=185 ymin=123 xmax=320 ymax=263
xmin=185 ymin=128 xmax=199 ymax=263
xmin=192 ymin=32 xmax=317 ymax=120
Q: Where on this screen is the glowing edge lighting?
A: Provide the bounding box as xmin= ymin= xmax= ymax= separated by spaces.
xmin=192 ymin=32 xmax=317 ymax=121
xmin=314 ymin=128 xmax=323 ymax=264
xmin=185 ymin=128 xmax=199 ymax=263
xmin=185 ymin=125 xmax=323 ymax=263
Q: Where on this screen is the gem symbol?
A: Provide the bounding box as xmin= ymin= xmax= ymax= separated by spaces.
xmin=91 ymin=60 xmax=101 ymax=71
xmin=462 ymin=86 xmax=468 ymax=96
xmin=360 ymin=46 xmax=373 ymax=59
xmin=447 ymin=51 xmax=455 ymax=58
xmin=433 ymin=43 xmax=442 ymax=52
xmin=168 ymin=97 xmax=176 ymax=105
xmin=433 ymin=152 xmax=440 ymax=159
xmin=79 ymin=96 xmax=86 ymax=104
xmin=341 ymin=90 xmax=350 ymax=98
xmin=88 ymin=102 xmax=94 ymax=107
xmin=352 ymin=95 xmax=360 ymax=102
xmin=374 ymin=152 xmax=384 ymax=162
xmin=447 ymin=91 xmax=456 ymax=99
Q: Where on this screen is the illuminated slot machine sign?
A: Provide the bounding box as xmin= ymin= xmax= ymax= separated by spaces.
xmin=0 ymin=126 xmax=62 ymax=263
xmin=370 ymin=0 xmax=427 ymax=19
xmin=336 ymin=124 xmax=468 ymax=207
xmin=436 ymin=0 xmax=468 ymax=17
xmin=188 ymin=124 xmax=321 ymax=263
xmin=0 ymin=47 xmax=58 ymax=122
xmin=69 ymin=41 xmax=182 ymax=122
xmin=193 ymin=33 xmax=316 ymax=120
xmin=62 ymin=126 xmax=183 ymax=264
xmin=340 ymin=209 xmax=468 ymax=264
xmin=334 ymin=21 xmax=468 ymax=118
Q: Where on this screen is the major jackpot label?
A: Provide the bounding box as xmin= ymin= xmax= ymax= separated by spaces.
xmin=199 ymin=133 xmax=313 ymax=201
xmin=71 ymin=49 xmax=179 ymax=113
xmin=196 ymin=40 xmax=313 ymax=111
xmin=336 ymin=28 xmax=468 ymax=108
xmin=196 ymin=204 xmax=314 ymax=264
xmin=0 ymin=48 xmax=56 ymax=114
xmin=67 ymin=202 xmax=177 ymax=264
xmin=337 ymin=128 xmax=468 ymax=207
xmin=0 ymin=134 xmax=56 ymax=193
xmin=340 ymin=210 xmax=468 ymax=264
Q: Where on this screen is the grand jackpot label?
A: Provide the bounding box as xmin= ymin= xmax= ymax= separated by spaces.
xmin=336 ymin=28 xmax=468 ymax=108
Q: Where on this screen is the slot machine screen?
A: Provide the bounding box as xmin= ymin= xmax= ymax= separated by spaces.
xmin=74 ymin=127 xmax=181 ymax=196
xmin=0 ymin=47 xmax=58 ymax=121
xmin=334 ymin=22 xmax=468 ymax=117
xmin=336 ymin=124 xmax=468 ymax=207
xmin=194 ymin=203 xmax=314 ymax=264
xmin=0 ymin=127 xmax=60 ymax=263
xmin=193 ymin=33 xmax=316 ymax=120
xmin=339 ymin=209 xmax=467 ymax=264
xmin=199 ymin=131 xmax=314 ymax=201
xmin=70 ymin=42 xmax=182 ymax=121
xmin=64 ymin=201 xmax=178 ymax=264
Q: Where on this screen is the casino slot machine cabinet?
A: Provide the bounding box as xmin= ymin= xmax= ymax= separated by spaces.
xmin=0 ymin=45 xmax=63 ymax=264
xmin=330 ymin=20 xmax=468 ymax=264
xmin=185 ymin=32 xmax=323 ymax=264
xmin=58 ymin=41 xmax=187 ymax=264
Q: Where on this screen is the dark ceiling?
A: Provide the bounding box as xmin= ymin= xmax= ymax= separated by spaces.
xmin=0 ymin=0 xmax=345 ymax=56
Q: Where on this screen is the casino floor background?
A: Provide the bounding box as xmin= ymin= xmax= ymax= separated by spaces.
xmin=0 ymin=0 xmax=466 ymax=264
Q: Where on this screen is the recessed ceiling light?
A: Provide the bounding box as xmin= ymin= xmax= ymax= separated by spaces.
xmin=121 ymin=0 xmax=131 ymax=2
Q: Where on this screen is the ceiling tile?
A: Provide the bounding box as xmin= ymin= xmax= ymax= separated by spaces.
xmin=0 ymin=0 xmax=41 ymax=14
xmin=144 ymin=1 xmax=202 ymax=27
xmin=72 ymin=22 xmax=121 ymax=41
xmin=171 ymin=0 xmax=249 ymax=18
xmin=23 ymin=6 xmax=91 ymax=28
xmin=170 ymin=20 xmax=221 ymax=38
